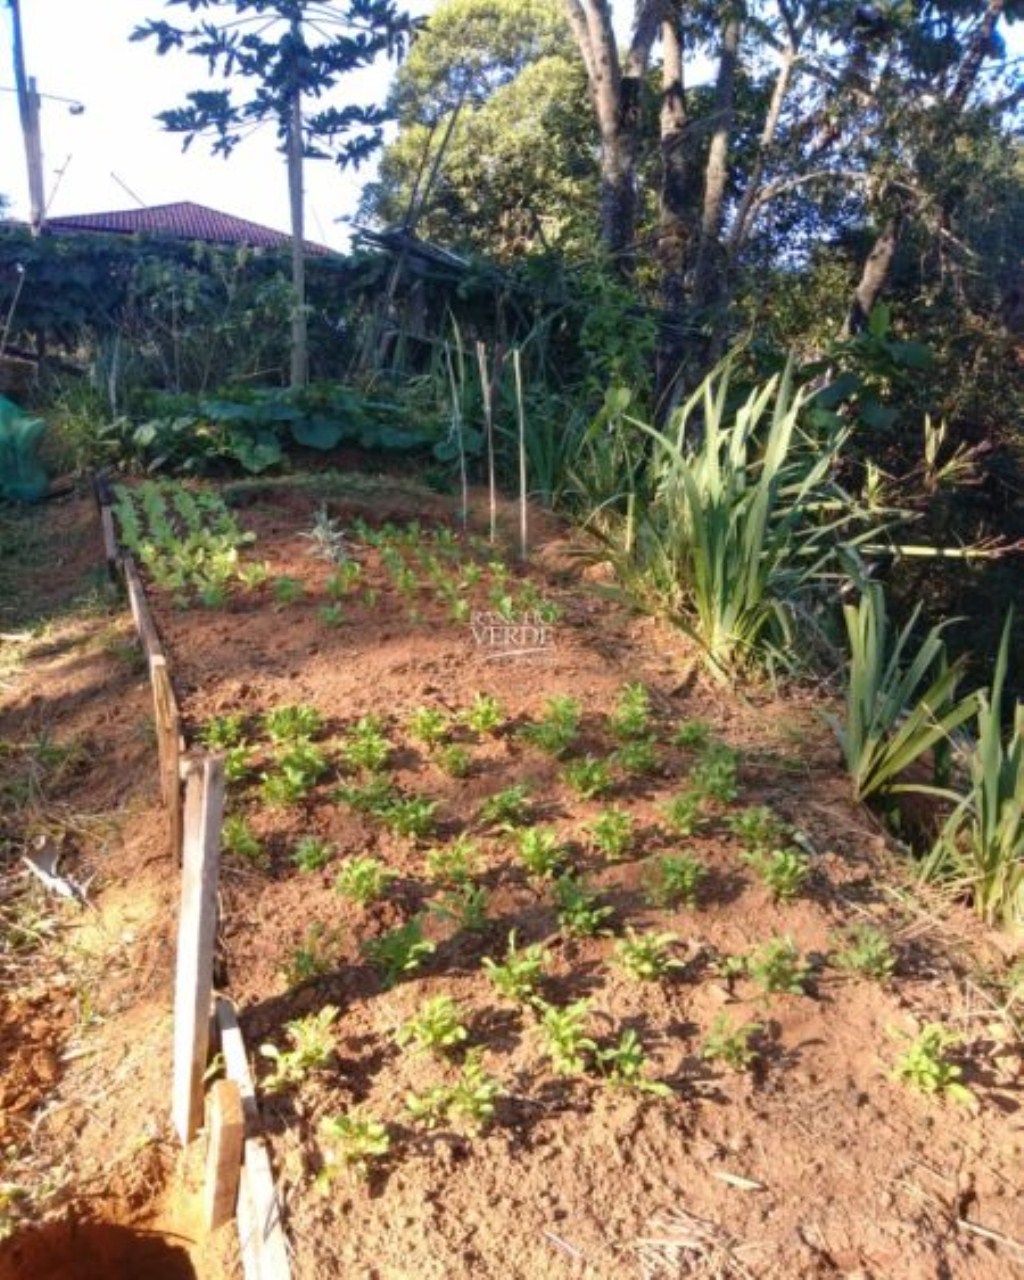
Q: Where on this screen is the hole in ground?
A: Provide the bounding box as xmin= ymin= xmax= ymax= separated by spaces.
xmin=0 ymin=1219 xmax=196 ymax=1280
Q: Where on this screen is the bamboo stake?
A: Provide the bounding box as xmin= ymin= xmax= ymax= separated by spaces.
xmin=476 ymin=341 xmax=497 ymax=545
xmin=513 ymin=347 xmax=528 ymax=562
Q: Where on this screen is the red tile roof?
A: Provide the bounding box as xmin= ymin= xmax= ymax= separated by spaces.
xmin=45 ymin=201 xmax=332 ymax=255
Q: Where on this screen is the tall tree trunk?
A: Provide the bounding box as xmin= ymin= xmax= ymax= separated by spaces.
xmin=288 ymin=19 xmax=309 ymax=389
xmin=693 ymin=10 xmax=741 ymax=321
xmin=655 ymin=8 xmax=690 ymax=413
xmin=842 ymin=213 xmax=901 ymax=337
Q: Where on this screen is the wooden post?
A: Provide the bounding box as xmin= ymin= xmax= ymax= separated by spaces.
xmin=172 ymin=755 xmax=225 ymax=1144
xmin=204 ymin=1079 xmax=244 ymax=1232
xmin=217 ymin=997 xmax=291 ymax=1279
xmin=123 ymin=555 xmax=165 ymax=665
xmin=151 ymin=656 xmax=183 ymax=860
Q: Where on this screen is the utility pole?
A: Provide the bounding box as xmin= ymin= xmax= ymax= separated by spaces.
xmin=9 ymin=0 xmax=45 ymax=234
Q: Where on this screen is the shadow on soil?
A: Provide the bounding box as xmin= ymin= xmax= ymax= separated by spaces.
xmin=0 ymin=1219 xmax=196 ymax=1280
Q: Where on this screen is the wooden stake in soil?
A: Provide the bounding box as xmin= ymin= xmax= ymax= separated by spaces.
xmin=203 ymin=1079 xmax=244 ymax=1232
xmin=150 ymin=655 xmax=183 ymax=860
xmin=513 ymin=347 xmax=529 ymax=562
xmin=123 ymin=554 xmax=166 ymax=666
xmin=172 ymin=755 xmax=225 ymax=1144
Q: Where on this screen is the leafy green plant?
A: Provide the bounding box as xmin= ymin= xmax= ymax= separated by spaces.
xmin=701 ymin=1013 xmax=764 ymax=1072
xmin=262 ymin=740 xmax=328 ymax=804
xmin=408 ymin=706 xmax=450 ymax=748
xmin=741 ymin=847 xmax=810 ymax=902
xmin=515 ymin=826 xmax=566 ymax=879
xmin=892 ymin=1024 xmax=972 ymax=1102
xmin=318 ymin=1109 xmax=390 ymax=1182
xmin=292 ymin=834 xmax=335 ymax=873
xmin=661 ymin=790 xmax=704 ymax=837
xmin=586 ymin=807 xmax=634 ymax=860
xmin=378 ymin=793 xmax=438 ymax=840
xmin=221 ymin=814 xmax=266 ymax=867
xmin=921 ymin=617 xmax=1024 ymax=928
xmin=199 ymin=712 xmax=246 ymax=750
xmin=463 ymin=693 xmax=505 ymax=735
xmin=644 ymin=854 xmax=706 ymax=908
xmin=479 ymin=783 xmax=532 ymax=828
xmin=831 ymin=923 xmax=897 ymax=981
xmin=326 ymin=560 xmax=362 ymax=598
xmin=832 ymin=583 xmax=977 ymax=803
xmin=537 ymin=1000 xmax=596 ymax=1076
xmin=609 ymin=682 xmax=652 ymax=741
xmin=260 ymin=1005 xmax=338 ymax=1090
xmin=361 ymin=917 xmax=435 ymax=987
xmin=432 ymin=881 xmax=490 ymax=932
xmin=691 ymin=745 xmax=739 ymax=803
xmin=614 ymin=928 xmax=684 ymax=981
xmin=562 ymin=755 xmax=613 ymax=799
xmin=521 ymin=696 xmax=581 ymax=757
xmin=341 ymin=716 xmax=391 ymax=773
xmin=263 ymin=704 xmax=324 ymax=744
xmin=301 ymin=504 xmax=349 ymax=564
xmin=437 ymin=744 xmax=472 ymax=778
xmin=272 ymin=575 xmax=304 ymax=606
xmin=726 ymin=805 xmax=787 ymax=851
xmin=554 ymin=875 xmax=613 ymax=937
xmin=318 ymin=603 xmax=345 ymax=627
xmin=396 ymin=995 xmax=468 ymax=1055
xmin=482 ymin=932 xmax=548 ymax=1004
xmin=425 ymin=835 xmax=480 ymax=885
xmin=283 ymin=924 xmax=340 ymax=986
xmin=406 ymin=1048 xmax=501 ymax=1133
xmin=611 ymin=736 xmax=659 ymax=776
xmin=745 ymin=936 xmax=812 ymax=995
xmin=675 ymin=719 xmax=712 ymax=749
xmin=597 ymin=1029 xmax=671 ymax=1095
xmin=334 ymin=855 xmax=395 ymax=905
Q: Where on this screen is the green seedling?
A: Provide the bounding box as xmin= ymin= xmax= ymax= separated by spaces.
xmin=742 ymin=847 xmax=810 ymax=903
xmin=726 ymin=805 xmax=787 ymax=851
xmin=701 ymin=1013 xmax=764 ymax=1072
xmin=537 ymin=1000 xmax=596 ymax=1076
xmin=318 ymin=1109 xmax=390 ymax=1183
xmin=341 ymin=716 xmax=391 ymax=773
xmin=644 ymin=854 xmax=706 ymax=909
xmin=406 ymin=1049 xmax=501 ymax=1134
xmin=221 ymin=814 xmax=266 ymax=867
xmin=892 ymin=1024 xmax=972 ymax=1102
xmin=396 ymin=995 xmax=469 ymax=1056
xmin=586 ymin=807 xmax=634 ymax=860
xmin=463 ymin=693 xmax=505 ymax=735
xmin=745 ymin=936 xmax=811 ymax=995
xmin=437 ymin=744 xmax=472 ymax=778
xmin=334 ymin=856 xmax=395 ymax=905
xmin=562 ymin=756 xmax=613 ymax=799
xmin=222 ymin=744 xmax=253 ymax=783
xmin=831 ymin=923 xmax=897 ymax=982
xmin=692 ymin=745 xmax=739 ymax=803
xmin=263 ymin=704 xmax=324 ymax=744
xmin=661 ymin=790 xmax=704 ymax=837
xmin=318 ymin=604 xmax=345 ymax=628
xmin=237 ymin=560 xmax=270 ymax=590
xmin=598 ymin=1029 xmax=672 ymax=1096
xmin=674 ymin=718 xmax=712 ymax=749
xmin=425 ymin=835 xmax=480 ymax=886
xmin=554 ymin=876 xmax=613 ymax=938
xmin=335 ymin=774 xmax=397 ymax=814
xmin=272 ymin=575 xmax=304 ymax=606
xmin=614 ymin=928 xmax=684 ymax=981
xmin=197 ymin=580 xmax=229 ymax=609
xmin=361 ymin=917 xmax=435 ymax=987
xmin=520 ymin=696 xmax=581 ymax=757
xmin=199 ymin=713 xmax=246 ymax=750
xmin=610 ymin=683 xmax=652 ymax=741
xmin=482 ymin=932 xmax=548 ymax=1005
xmin=449 ymin=597 xmax=471 ymax=624
xmin=292 ymin=835 xmax=335 ymax=873
xmin=283 ymin=924 xmax=340 ymax=986
xmin=479 ymin=784 xmax=531 ymax=828
xmin=433 ymin=882 xmax=490 ymax=932
xmin=260 ymin=771 xmax=306 ymax=808
xmin=408 ymin=706 xmax=450 ymax=748
xmin=611 ymin=736 xmax=659 ymax=776
xmin=516 ymin=826 xmax=566 ymax=879
xmin=378 ymin=794 xmax=438 ymax=840
xmin=260 ymin=1005 xmax=338 ymax=1090
xmin=263 ymin=741 xmax=328 ymax=803
xmin=326 ymin=560 xmax=362 ymax=598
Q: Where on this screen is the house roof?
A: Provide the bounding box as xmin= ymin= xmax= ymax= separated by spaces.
xmin=44 ymin=201 xmax=332 ymax=255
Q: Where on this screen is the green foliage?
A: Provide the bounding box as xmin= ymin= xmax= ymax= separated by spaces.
xmin=361 ymin=917 xmax=435 ymax=987
xmin=741 ymin=847 xmax=810 ymax=903
xmin=318 ymin=1109 xmax=390 ymax=1182
xmin=701 ymin=1014 xmax=764 ymax=1072
xmin=644 ymin=854 xmax=706 ymax=909
xmin=378 ymin=793 xmax=438 ymax=840
xmin=892 ymin=1024 xmax=972 ymax=1103
xmin=221 ymin=814 xmax=266 ymax=867
xmin=437 ymin=744 xmax=472 ymax=777
xmin=520 ymin=696 xmax=581 ymax=757
xmin=262 ymin=740 xmax=328 ymax=805
xmin=479 ymin=783 xmax=532 ymax=827
xmin=834 ymin=583 xmax=978 ymax=803
xmin=199 ymin=713 xmax=246 ymax=750
xmin=482 ymin=932 xmax=548 ymax=1004
xmin=462 ymin=693 xmax=506 ymax=735
xmin=661 ymin=790 xmax=704 ymax=837
xmin=586 ymin=807 xmax=634 ymax=860
xmin=922 ymin=617 xmax=1024 ymax=928
xmin=263 ymin=704 xmax=324 ymax=744
xmin=691 ymin=745 xmax=739 ymax=804
xmin=334 ymin=773 xmax=398 ymax=814
xmin=614 ymin=928 xmax=683 ymax=981
xmin=432 ymin=881 xmax=490 ymax=932
xmin=609 ymin=683 xmax=652 ymax=741
xmin=562 ymin=755 xmax=613 ymax=799
xmin=597 ymin=1029 xmax=671 ymax=1096
xmin=272 ymin=575 xmax=304 ymax=606
xmin=744 ymin=936 xmax=812 ymax=996
xmin=831 ymin=923 xmax=896 ymax=982
xmin=425 ymin=835 xmax=480 ymax=885
xmin=396 ymin=995 xmax=469 ymax=1055
xmin=260 ymin=1006 xmax=337 ymax=1090
xmin=341 ymin=716 xmax=392 ymax=773
xmin=283 ymin=924 xmax=340 ymax=986
xmin=515 ymin=825 xmax=566 ymax=879
xmin=611 ymin=736 xmax=659 ymax=777
xmin=553 ymin=875 xmax=613 ymax=937
xmin=408 ymin=706 xmax=451 ymax=748
xmin=536 ymin=1000 xmax=596 ymax=1075
xmin=301 ymin=505 xmax=349 ymax=565
xmin=334 ymin=856 xmax=395 ymax=905
xmin=674 ymin=719 xmax=712 ymax=750
xmin=406 ymin=1048 xmax=501 ymax=1134
xmin=726 ymin=805 xmax=786 ymax=851
xmin=291 ymin=834 xmax=335 ymax=873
